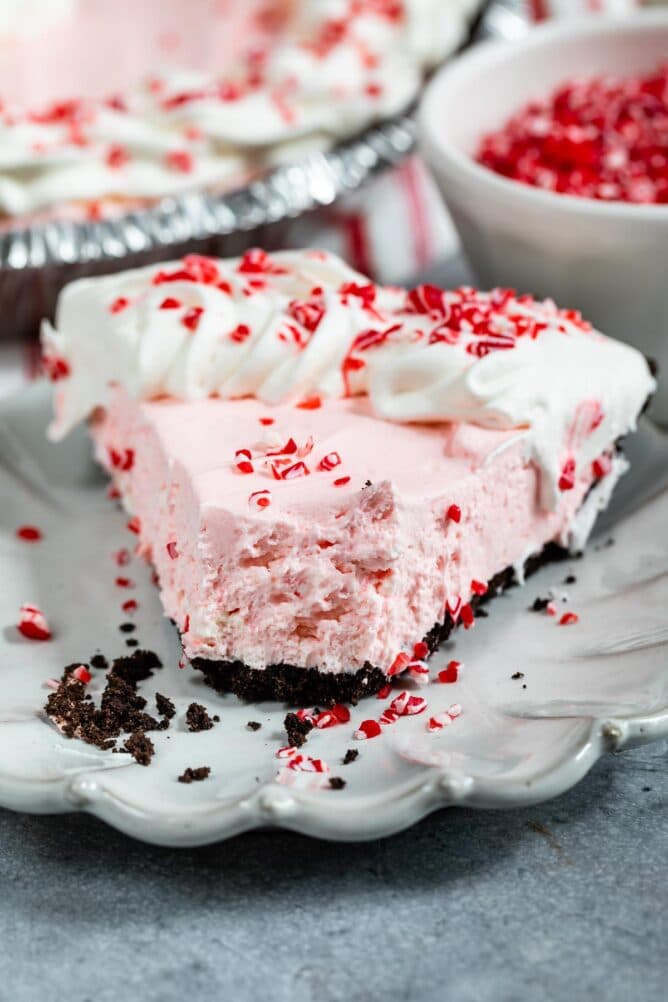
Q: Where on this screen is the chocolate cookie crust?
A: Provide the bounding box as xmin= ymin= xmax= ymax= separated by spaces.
xmin=192 ymin=542 xmax=569 ymax=705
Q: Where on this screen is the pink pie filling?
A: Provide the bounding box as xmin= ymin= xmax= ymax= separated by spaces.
xmin=91 ymin=386 xmax=598 ymax=677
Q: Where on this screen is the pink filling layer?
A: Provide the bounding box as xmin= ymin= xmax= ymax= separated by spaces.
xmin=92 ymin=387 xmax=596 ymax=676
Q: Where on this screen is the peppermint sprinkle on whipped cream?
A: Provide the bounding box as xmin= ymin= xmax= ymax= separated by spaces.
xmin=42 ymin=247 xmax=655 ymax=508
xmin=0 ymin=0 xmax=477 ymax=218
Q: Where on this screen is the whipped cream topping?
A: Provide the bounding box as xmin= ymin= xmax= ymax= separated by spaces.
xmin=0 ymin=0 xmax=75 ymax=36
xmin=43 ymin=248 xmax=655 ymax=509
xmin=0 ymin=0 xmax=476 ymax=218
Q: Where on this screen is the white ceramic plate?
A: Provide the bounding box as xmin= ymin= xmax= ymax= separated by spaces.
xmin=1 ymin=383 xmax=668 ymax=847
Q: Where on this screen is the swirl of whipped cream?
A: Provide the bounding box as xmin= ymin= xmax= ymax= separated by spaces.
xmin=43 ymin=248 xmax=655 ymax=509
xmin=0 ymin=0 xmax=477 ymax=218
xmin=0 ymin=0 xmax=75 ymax=36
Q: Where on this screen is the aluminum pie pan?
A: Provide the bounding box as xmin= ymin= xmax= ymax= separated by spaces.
xmin=0 ymin=121 xmax=419 ymax=343
xmin=0 ymin=113 xmax=417 ymax=272
xmin=0 ymin=115 xmax=419 ymax=340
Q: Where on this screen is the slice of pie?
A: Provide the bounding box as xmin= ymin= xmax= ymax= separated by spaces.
xmin=42 ymin=249 xmax=655 ymax=703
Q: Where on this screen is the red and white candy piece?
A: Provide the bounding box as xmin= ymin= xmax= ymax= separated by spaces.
xmin=249 ymin=489 xmax=271 ymax=511
xmin=446 ymin=503 xmax=461 ymax=524
xmin=460 ymin=603 xmax=475 ymax=629
xmin=17 ymin=603 xmax=51 ymax=641
xmin=235 ymin=448 xmax=254 ymax=474
xmin=438 ymin=660 xmax=460 ymax=684
xmin=108 ymin=447 xmax=134 ymax=472
xmin=16 ymin=525 xmax=42 ymax=542
xmin=558 ymin=457 xmax=576 ymax=492
xmin=285 ymin=754 xmax=329 ymax=774
xmin=387 ymin=651 xmax=411 ymax=678
xmin=72 ymin=665 xmax=92 ymax=684
xmin=314 ymin=704 xmax=351 ymax=729
xmin=388 ymin=691 xmax=428 ymax=717
xmin=592 ymin=453 xmax=613 ymax=479
xmin=407 ymin=660 xmax=430 ymax=685
xmin=427 ymin=704 xmax=462 ymax=733
xmin=354 ymin=719 xmax=382 ymax=740
xmin=318 ymin=452 xmax=341 ymax=472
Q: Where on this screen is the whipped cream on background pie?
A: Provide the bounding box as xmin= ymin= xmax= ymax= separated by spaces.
xmin=0 ymin=0 xmax=478 ymax=220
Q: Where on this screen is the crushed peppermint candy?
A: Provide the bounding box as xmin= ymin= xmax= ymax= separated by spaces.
xmin=407 ymin=660 xmax=430 ymax=685
xmin=108 ymin=447 xmax=134 ymax=472
xmin=592 ymin=453 xmax=614 ymax=479
xmin=413 ymin=640 xmax=429 ymax=660
xmin=559 ymin=611 xmax=579 ymax=626
xmin=558 ymin=457 xmax=576 ymax=492
xmin=387 ymin=651 xmax=411 ymax=677
xmin=235 ymin=449 xmax=254 ymax=474
xmin=249 ymin=489 xmax=271 ymax=510
xmin=72 ymin=665 xmax=92 ymax=684
xmin=17 ymin=603 xmax=51 ymax=641
xmin=16 ymin=525 xmax=42 ymax=542
xmin=296 ymin=396 xmax=322 ymax=410
xmin=318 ymin=452 xmax=342 ymax=472
xmin=476 ymin=65 xmax=668 ymax=205
xmin=388 ymin=691 xmax=428 ymax=717
xmin=354 ymin=719 xmax=382 ymax=740
xmin=181 ymin=305 xmax=204 ymax=332
xmin=460 ymin=604 xmax=475 ymax=629
xmin=446 ymin=504 xmax=461 ymax=524
xmin=427 ymin=704 xmax=462 ymax=732
xmin=438 ymin=660 xmax=460 ymax=684
xmin=314 ymin=704 xmax=351 ymax=729
xmin=283 ymin=753 xmax=329 ymax=774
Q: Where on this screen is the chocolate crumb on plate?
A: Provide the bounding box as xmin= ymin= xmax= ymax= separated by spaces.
xmin=124 ymin=730 xmax=155 ymax=766
xmin=90 ymin=653 xmax=108 ymax=669
xmin=119 ymin=622 xmax=136 ymax=633
xmin=343 ymin=748 xmax=359 ymax=765
xmin=185 ymin=702 xmax=215 ymax=732
xmin=511 ymin=671 xmax=525 ymax=680
xmin=155 ymin=692 xmax=176 ymax=719
xmin=44 ymin=648 xmax=164 ymax=755
xmin=531 ymin=596 xmax=550 ymax=612
xmin=178 ymin=766 xmax=211 ymax=784
xmin=126 ymin=638 xmax=139 ymax=647
xmin=563 ymin=574 xmax=577 ymax=585
xmin=247 ymin=720 xmax=262 ymax=731
xmin=284 ymin=711 xmax=313 ymax=748
xmin=329 ymin=777 xmax=346 ymax=790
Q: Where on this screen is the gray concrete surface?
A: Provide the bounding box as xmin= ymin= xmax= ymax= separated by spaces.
xmin=0 ymin=739 xmax=666 ymax=1002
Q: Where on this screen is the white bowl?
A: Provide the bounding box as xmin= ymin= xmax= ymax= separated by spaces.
xmin=418 ymin=12 xmax=668 ymax=421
